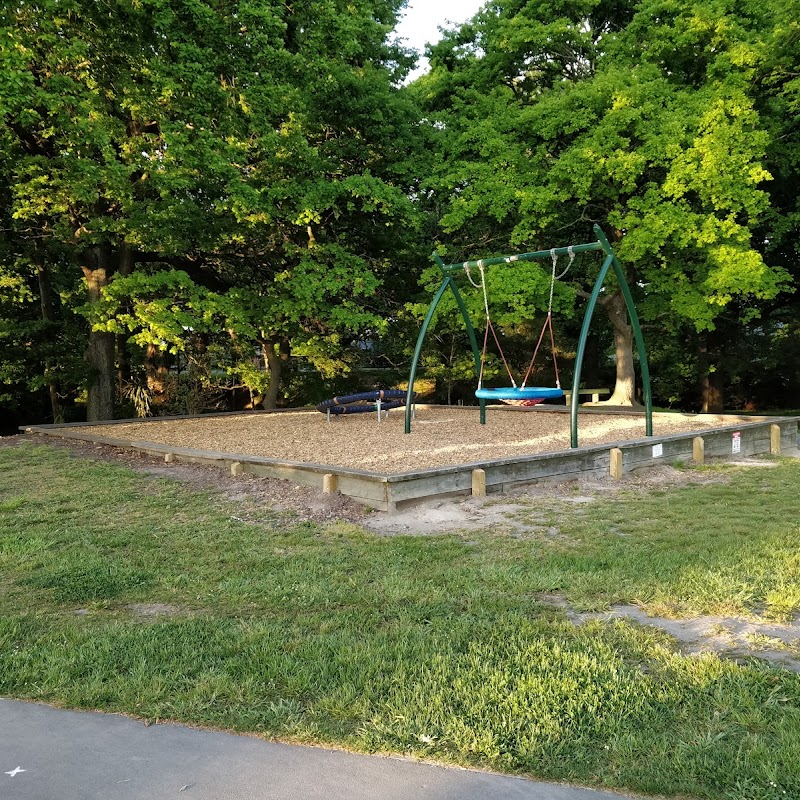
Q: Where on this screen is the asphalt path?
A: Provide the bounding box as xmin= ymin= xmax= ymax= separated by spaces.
xmin=1 ymin=699 xmax=635 ymax=800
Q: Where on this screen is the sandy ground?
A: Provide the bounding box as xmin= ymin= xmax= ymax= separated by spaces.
xmin=66 ymin=406 xmax=729 ymax=473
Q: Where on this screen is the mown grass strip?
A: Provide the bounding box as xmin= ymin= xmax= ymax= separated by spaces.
xmin=1 ymin=442 xmax=799 ymax=800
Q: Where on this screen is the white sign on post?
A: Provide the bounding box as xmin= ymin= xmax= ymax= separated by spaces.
xmin=652 ymin=443 xmax=663 ymax=458
xmin=732 ymin=431 xmax=741 ymax=454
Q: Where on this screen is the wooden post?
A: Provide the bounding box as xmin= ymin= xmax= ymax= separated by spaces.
xmin=609 ymin=448 xmax=623 ymax=480
xmin=471 ymin=468 xmax=487 ymax=497
xmin=231 ymin=461 xmax=243 ymax=476
xmin=692 ymin=436 xmax=705 ymax=464
xmin=164 ymin=453 xmax=174 ymax=464
xmin=770 ymin=424 xmax=781 ymax=455
xmin=323 ymin=473 xmax=337 ymax=494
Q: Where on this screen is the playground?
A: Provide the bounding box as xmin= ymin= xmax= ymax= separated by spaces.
xmin=25 ymin=406 xmax=798 ymax=512
xmin=54 ymin=407 xmax=747 ymax=472
xmin=21 ymin=226 xmax=800 ymax=509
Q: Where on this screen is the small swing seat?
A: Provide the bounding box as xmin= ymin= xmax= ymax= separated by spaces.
xmin=475 ymin=387 xmax=564 ymax=401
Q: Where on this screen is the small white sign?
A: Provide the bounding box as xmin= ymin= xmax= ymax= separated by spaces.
xmin=732 ymin=431 xmax=741 ymax=454
xmin=652 ymin=443 xmax=663 ymax=458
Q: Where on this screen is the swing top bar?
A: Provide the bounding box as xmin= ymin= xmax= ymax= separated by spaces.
xmin=438 ymin=240 xmax=603 ymax=275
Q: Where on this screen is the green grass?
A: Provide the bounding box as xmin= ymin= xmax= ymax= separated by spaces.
xmin=1 ymin=442 xmax=800 ymax=800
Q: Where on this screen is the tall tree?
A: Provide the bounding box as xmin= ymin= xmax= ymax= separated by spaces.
xmin=1 ymin=0 xmax=419 ymax=419
xmin=413 ymin=0 xmax=792 ymax=409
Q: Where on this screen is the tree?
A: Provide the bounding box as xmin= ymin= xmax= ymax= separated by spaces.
xmin=412 ymin=0 xmax=792 ymax=409
xmin=1 ymin=0 xmax=419 ymax=419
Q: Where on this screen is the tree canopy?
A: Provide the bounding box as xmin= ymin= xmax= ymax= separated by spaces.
xmin=411 ymin=0 xmax=797 ymax=409
xmin=1 ymin=0 xmax=798 ymax=424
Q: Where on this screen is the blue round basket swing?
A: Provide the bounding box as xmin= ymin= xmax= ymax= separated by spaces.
xmin=467 ymin=247 xmax=574 ymax=405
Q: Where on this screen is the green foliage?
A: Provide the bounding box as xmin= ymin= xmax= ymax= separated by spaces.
xmin=418 ymin=0 xmax=791 ymax=331
xmin=0 ymin=0 xmax=422 ymax=418
xmin=405 ymin=0 xmax=799 ymax=410
xmin=1 ymin=0 xmax=798 ymax=416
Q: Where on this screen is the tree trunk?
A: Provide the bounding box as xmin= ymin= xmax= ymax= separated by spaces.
xmin=35 ymin=257 xmax=62 ymax=423
xmin=81 ymin=246 xmax=115 ymax=421
xmin=261 ymin=335 xmax=288 ymax=410
xmin=698 ymin=334 xmax=724 ymax=413
xmin=145 ymin=343 xmax=169 ymax=407
xmin=601 ymin=292 xmax=640 ymax=407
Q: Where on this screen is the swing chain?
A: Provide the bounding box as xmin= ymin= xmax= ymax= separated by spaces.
xmin=556 ymin=245 xmax=575 ymax=280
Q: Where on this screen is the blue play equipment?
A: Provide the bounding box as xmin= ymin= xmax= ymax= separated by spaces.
xmin=316 ymin=389 xmax=409 ymax=416
xmin=475 ymin=387 xmax=564 ymax=401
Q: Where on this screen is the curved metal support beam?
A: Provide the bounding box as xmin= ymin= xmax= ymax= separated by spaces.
xmin=405 ymin=276 xmax=450 ymax=434
xmin=445 ymin=271 xmax=486 ymax=426
xmin=569 ymin=226 xmax=653 ymax=448
xmin=404 ymin=258 xmax=487 ymax=433
xmin=571 ymin=254 xmax=614 ymax=448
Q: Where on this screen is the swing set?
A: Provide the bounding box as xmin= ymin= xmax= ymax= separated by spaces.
xmin=404 ymin=225 xmax=653 ymax=448
xmin=467 ymin=241 xmax=572 ymax=405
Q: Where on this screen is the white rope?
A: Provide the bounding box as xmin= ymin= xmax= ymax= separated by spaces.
xmin=463 ymin=260 xmax=491 ymax=322
xmin=548 ymin=249 xmax=558 ymax=314
xmin=544 ymin=246 xmax=576 ymax=313
xmin=479 ymin=262 xmax=490 ymax=321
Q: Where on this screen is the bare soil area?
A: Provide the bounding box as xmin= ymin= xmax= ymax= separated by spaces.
xmin=539 ymin=596 xmax=800 ymax=673
xmin=65 ymin=406 xmax=727 ymax=473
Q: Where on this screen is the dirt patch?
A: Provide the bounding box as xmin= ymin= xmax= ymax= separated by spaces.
xmin=366 ymin=498 xmax=550 ymax=537
xmin=537 ymin=596 xmax=800 ymax=672
xmin=61 ymin=407 xmax=727 ymax=473
xmin=123 ymin=603 xmax=184 ymax=618
xmin=364 ymin=464 xmax=730 ymax=536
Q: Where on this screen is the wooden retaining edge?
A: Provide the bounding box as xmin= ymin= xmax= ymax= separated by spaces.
xmin=381 ymin=417 xmax=797 ymax=509
xmin=21 ymin=424 xmax=393 ymax=509
xmin=20 ymin=415 xmax=798 ymax=513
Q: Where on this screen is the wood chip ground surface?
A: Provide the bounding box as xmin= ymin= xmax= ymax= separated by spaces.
xmin=68 ymin=407 xmax=730 ymax=473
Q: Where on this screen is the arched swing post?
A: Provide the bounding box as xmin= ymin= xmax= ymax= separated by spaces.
xmin=404 ymin=255 xmax=486 ymax=434
xmin=569 ymin=225 xmax=653 ymax=448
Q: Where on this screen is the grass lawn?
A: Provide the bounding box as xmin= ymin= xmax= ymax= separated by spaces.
xmin=1 ymin=441 xmax=799 ymax=800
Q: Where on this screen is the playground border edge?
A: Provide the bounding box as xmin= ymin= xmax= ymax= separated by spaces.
xmin=19 ymin=408 xmax=799 ymax=512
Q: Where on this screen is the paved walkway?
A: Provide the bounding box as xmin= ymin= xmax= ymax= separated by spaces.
xmin=1 ymin=699 xmax=635 ymax=800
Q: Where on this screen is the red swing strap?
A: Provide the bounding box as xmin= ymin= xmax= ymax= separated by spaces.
xmin=521 ymin=311 xmax=560 ymax=389
xmin=520 ymin=246 xmax=574 ymax=389
xmin=465 ymin=260 xmax=517 ymax=390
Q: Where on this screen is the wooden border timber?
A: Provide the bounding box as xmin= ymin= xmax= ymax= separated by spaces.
xmin=20 ymin=411 xmax=798 ymax=513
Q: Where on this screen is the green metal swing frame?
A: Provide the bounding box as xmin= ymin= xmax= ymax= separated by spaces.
xmin=404 ymin=224 xmax=653 ymax=448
